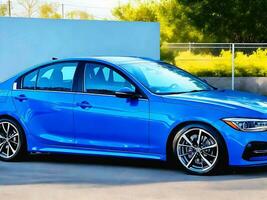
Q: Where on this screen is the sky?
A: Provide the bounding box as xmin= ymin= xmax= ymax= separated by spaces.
xmin=1 ymin=0 xmax=130 ymax=19
xmin=46 ymin=0 xmax=130 ymax=18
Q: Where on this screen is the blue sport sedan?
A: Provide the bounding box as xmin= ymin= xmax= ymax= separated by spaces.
xmin=1 ymin=56 xmax=267 ymax=175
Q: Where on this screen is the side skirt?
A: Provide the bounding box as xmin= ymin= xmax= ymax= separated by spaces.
xmin=29 ymin=146 xmax=166 ymax=161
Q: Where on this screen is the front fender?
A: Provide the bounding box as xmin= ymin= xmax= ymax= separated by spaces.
xmin=149 ymin=100 xmax=229 ymax=158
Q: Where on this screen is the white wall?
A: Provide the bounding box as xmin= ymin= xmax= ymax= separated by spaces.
xmin=0 ymin=17 xmax=160 ymax=81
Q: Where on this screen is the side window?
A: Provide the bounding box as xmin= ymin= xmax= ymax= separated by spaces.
xmin=85 ymin=63 xmax=135 ymax=94
xmin=22 ymin=70 xmax=38 ymax=89
xmin=36 ymin=62 xmax=78 ymax=92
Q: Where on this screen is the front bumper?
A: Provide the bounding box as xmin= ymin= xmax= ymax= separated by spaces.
xmin=242 ymin=142 xmax=267 ymax=161
xmin=221 ymin=124 xmax=267 ymax=166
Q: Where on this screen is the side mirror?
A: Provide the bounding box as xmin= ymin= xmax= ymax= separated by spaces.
xmin=115 ymin=87 xmax=140 ymax=99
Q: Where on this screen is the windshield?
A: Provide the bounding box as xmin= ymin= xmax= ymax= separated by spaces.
xmin=120 ymin=61 xmax=214 ymax=95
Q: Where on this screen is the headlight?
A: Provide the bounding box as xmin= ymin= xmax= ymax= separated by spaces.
xmin=222 ymin=118 xmax=267 ymax=132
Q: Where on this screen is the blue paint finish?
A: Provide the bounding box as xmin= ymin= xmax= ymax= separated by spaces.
xmin=1 ymin=56 xmax=267 ymax=166
xmin=73 ymin=93 xmax=150 ymax=152
xmin=34 ymin=146 xmax=163 ymax=160
xmin=12 ymin=90 xmax=75 ymax=149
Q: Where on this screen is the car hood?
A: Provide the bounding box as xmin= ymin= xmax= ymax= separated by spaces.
xmin=162 ymin=89 xmax=267 ymax=116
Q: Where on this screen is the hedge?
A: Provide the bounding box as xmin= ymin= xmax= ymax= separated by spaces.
xmin=173 ymin=49 xmax=267 ymax=77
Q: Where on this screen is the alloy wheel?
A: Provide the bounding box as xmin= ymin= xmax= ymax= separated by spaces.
xmin=176 ymin=128 xmax=219 ymax=174
xmin=0 ymin=121 xmax=20 ymax=159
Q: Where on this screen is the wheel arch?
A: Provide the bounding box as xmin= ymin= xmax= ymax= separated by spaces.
xmin=166 ymin=120 xmax=229 ymax=165
xmin=0 ymin=114 xmax=24 ymax=127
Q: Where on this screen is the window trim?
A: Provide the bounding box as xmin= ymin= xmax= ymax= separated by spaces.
xmin=81 ymin=61 xmax=148 ymax=99
xmin=14 ymin=60 xmax=148 ymax=100
xmin=16 ymin=61 xmax=81 ymax=93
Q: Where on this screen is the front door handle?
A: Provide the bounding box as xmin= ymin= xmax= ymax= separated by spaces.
xmin=15 ymin=94 xmax=28 ymax=102
xmin=77 ymin=101 xmax=92 ymax=109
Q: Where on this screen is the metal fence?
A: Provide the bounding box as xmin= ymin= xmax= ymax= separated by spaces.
xmin=163 ymin=43 xmax=267 ymax=90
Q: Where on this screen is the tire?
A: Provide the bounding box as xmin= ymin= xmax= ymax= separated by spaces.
xmin=0 ymin=118 xmax=27 ymax=162
xmin=172 ymin=123 xmax=227 ymax=175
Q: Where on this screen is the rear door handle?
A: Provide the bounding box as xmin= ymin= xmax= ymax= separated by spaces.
xmin=15 ymin=94 xmax=28 ymax=102
xmin=77 ymin=101 xmax=92 ymax=109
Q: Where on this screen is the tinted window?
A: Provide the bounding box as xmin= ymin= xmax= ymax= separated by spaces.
xmin=85 ymin=63 xmax=135 ymax=94
xmin=22 ymin=70 xmax=38 ymax=89
xmin=36 ymin=62 xmax=78 ymax=91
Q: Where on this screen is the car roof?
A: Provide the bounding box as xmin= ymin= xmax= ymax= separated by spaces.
xmin=57 ymin=56 xmax=159 ymax=65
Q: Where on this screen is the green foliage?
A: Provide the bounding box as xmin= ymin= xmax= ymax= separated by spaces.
xmin=39 ymin=3 xmax=61 ymax=19
xmin=0 ymin=4 xmax=7 ymax=16
xmin=113 ymin=0 xmax=158 ymax=22
xmin=174 ymin=49 xmax=267 ymax=77
xmin=114 ymin=0 xmax=267 ymax=43
xmin=179 ymin=0 xmax=267 ymax=42
xmin=160 ymin=45 xmax=176 ymax=64
xmin=113 ymin=0 xmax=204 ymax=43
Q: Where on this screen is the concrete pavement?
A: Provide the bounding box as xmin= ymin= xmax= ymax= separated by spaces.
xmin=1 ymin=155 xmax=267 ymax=200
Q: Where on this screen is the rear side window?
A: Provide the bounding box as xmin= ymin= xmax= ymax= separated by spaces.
xmin=36 ymin=62 xmax=78 ymax=92
xmin=22 ymin=70 xmax=38 ymax=89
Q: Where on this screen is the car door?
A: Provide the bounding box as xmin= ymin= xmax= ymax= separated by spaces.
xmin=73 ymin=62 xmax=150 ymax=153
xmin=12 ymin=62 xmax=79 ymax=148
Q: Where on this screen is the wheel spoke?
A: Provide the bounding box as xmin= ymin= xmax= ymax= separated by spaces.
xmin=178 ymin=152 xmax=191 ymax=157
xmin=202 ymin=151 xmax=216 ymax=158
xmin=9 ymin=140 xmax=18 ymax=145
xmin=9 ymin=133 xmax=18 ymax=140
xmin=0 ymin=145 xmax=4 ymax=153
xmin=2 ymin=123 xmax=10 ymax=136
xmin=197 ymin=130 xmax=202 ymax=145
xmin=0 ymin=134 xmax=5 ymax=139
xmin=186 ymin=152 xmax=197 ymax=168
xmin=182 ymin=135 xmax=193 ymax=147
xmin=8 ymin=142 xmax=16 ymax=154
xmin=177 ymin=128 xmax=219 ymax=173
xmin=6 ymin=144 xmax=10 ymax=157
xmin=0 ymin=141 xmax=6 ymax=151
xmin=178 ymin=144 xmax=194 ymax=148
xmin=199 ymin=152 xmax=212 ymax=167
xmin=202 ymin=137 xmax=208 ymax=145
xmin=201 ymin=143 xmax=217 ymax=150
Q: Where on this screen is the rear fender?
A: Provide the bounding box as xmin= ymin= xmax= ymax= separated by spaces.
xmin=0 ymin=90 xmax=10 ymax=103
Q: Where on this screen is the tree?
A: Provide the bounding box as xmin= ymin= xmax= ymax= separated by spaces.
xmin=179 ymin=0 xmax=267 ymax=42
xmin=113 ymin=0 xmax=158 ymax=22
xmin=0 ymin=4 xmax=8 ymax=16
xmin=66 ymin=10 xmax=94 ymax=20
xmin=39 ymin=3 xmax=61 ymax=19
xmin=18 ymin=0 xmax=39 ymax=17
xmin=113 ymin=0 xmax=205 ymax=43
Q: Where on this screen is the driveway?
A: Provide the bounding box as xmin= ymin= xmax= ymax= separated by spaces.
xmin=1 ymin=155 xmax=267 ymax=200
